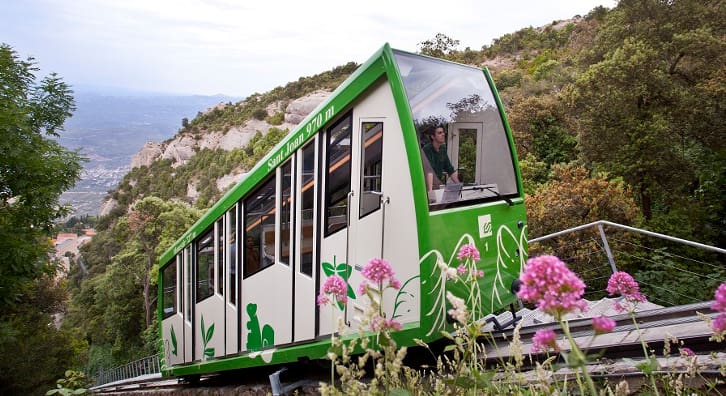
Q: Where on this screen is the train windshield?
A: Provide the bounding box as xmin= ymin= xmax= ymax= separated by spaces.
xmin=393 ymin=50 xmax=519 ymax=210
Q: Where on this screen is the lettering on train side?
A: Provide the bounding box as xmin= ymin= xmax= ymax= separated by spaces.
xmin=267 ymin=105 xmax=336 ymax=173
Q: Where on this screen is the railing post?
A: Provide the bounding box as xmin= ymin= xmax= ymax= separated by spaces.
xmin=597 ymin=223 xmax=618 ymax=273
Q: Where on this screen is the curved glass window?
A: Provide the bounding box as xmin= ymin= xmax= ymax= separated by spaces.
xmin=394 ymin=51 xmax=519 ymax=210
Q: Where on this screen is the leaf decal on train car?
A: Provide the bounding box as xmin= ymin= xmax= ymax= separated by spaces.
xmin=246 ymin=303 xmax=275 ymax=352
xmin=392 ymin=275 xmax=419 ymax=320
xmin=200 ymin=315 xmax=215 ymax=359
xmin=321 ymin=255 xmax=356 ymax=310
xmin=170 ymin=325 xmax=178 ymax=356
xmin=492 ymin=223 xmax=528 ymax=312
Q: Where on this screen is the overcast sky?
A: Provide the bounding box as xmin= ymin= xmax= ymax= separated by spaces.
xmin=2 ymin=0 xmax=615 ymax=97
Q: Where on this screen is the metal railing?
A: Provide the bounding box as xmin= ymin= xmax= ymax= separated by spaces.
xmin=94 ymin=354 xmax=161 ymax=386
xmin=528 ymin=220 xmax=726 ymax=308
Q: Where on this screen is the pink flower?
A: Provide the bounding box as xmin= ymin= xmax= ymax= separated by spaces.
xmin=389 ymin=277 xmax=401 ymax=290
xmin=361 ymin=257 xmax=400 ymax=291
xmin=517 ymin=255 xmax=587 ymax=319
xmin=607 ymin=272 xmax=647 ymax=304
xmin=679 ymin=347 xmax=695 ymax=357
xmin=711 ymin=283 xmax=726 ymax=313
xmin=532 ymin=329 xmax=558 ymax=353
xmin=713 ymin=314 xmax=726 ymax=334
xmin=457 ymin=264 xmax=467 ymax=274
xmin=362 ymin=258 xmax=395 ymax=283
xmin=475 ymin=269 xmax=484 ymax=279
xmin=316 ymin=294 xmax=330 ymax=306
xmin=591 ymin=315 xmax=616 ymax=334
xmin=319 ymin=275 xmax=348 ymax=305
xmin=371 ymin=316 xmax=403 ymax=332
xmin=457 ymin=243 xmax=480 ymax=261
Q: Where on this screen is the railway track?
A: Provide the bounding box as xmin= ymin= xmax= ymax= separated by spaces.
xmin=92 ymin=301 xmax=724 ymax=394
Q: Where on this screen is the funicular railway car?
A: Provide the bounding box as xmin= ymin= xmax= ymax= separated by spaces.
xmin=158 ymin=43 xmax=528 ymax=378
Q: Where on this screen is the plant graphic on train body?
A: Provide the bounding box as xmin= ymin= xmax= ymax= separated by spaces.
xmin=169 ymin=325 xmax=178 ymax=356
xmin=200 ymin=315 xmax=215 ymax=359
xmin=246 ymin=303 xmax=274 ymax=351
xmin=321 ymin=255 xmax=356 ymax=310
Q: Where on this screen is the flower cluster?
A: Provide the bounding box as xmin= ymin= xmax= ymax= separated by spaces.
xmin=606 ymin=271 xmax=647 ymax=312
xmin=457 ymin=243 xmax=480 ymax=261
xmin=592 ymin=315 xmax=616 ymax=334
xmin=370 ymin=316 xmax=403 ymax=332
xmin=359 ymin=257 xmax=402 ymax=333
xmin=359 ymin=258 xmax=401 ymax=293
xmin=531 ymin=328 xmax=558 ymax=353
xmin=516 ymin=255 xmax=587 ymax=319
xmin=446 ymin=291 xmax=468 ymax=324
xmin=711 ymin=282 xmax=726 ymax=334
xmin=317 ymin=274 xmax=348 ymax=306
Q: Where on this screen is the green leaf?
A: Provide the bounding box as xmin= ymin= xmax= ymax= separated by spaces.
xmin=443 ymin=344 xmax=457 ymax=352
xmin=389 ymin=389 xmax=412 ymax=396
xmin=170 ymin=326 xmax=178 ymax=356
xmin=204 ymin=347 xmax=215 ymax=357
xmin=205 ymin=323 xmax=215 ymax=344
xmin=322 ymin=262 xmax=334 ymax=276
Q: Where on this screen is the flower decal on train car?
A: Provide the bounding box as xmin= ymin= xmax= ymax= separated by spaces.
xmin=421 ymin=223 xmax=527 ymax=336
xmin=321 ymin=255 xmax=356 ymax=311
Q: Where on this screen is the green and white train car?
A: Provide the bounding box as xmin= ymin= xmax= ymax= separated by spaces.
xmin=158 ymin=43 xmax=528 ymax=377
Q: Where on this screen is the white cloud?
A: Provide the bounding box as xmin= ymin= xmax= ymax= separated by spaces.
xmin=1 ymin=0 xmax=615 ymax=95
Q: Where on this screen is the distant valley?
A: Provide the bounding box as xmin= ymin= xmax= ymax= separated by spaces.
xmin=58 ymin=89 xmax=239 ymax=217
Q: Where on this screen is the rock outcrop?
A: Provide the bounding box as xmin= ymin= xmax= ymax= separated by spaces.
xmin=130 ymin=90 xmax=331 ymax=171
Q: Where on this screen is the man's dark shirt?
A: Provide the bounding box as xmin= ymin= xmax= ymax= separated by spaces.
xmin=422 ymin=143 xmax=455 ymax=180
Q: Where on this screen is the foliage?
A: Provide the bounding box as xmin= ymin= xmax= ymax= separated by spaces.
xmin=418 ymin=33 xmax=461 ymax=58
xmin=46 ymin=370 xmax=87 ymax=395
xmin=0 ymin=43 xmax=84 ymax=308
xmin=0 ymin=276 xmax=86 ymax=396
xmin=568 ymin=0 xmax=725 ymax=235
xmin=526 ymin=164 xmax=642 ymax=292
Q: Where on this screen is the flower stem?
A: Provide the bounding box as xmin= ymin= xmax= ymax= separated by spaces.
xmin=560 ymin=319 xmax=598 ymax=396
xmin=630 ymin=311 xmax=660 ymax=396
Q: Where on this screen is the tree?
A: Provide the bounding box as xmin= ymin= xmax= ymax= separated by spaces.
xmin=123 ymin=196 xmax=202 ymax=328
xmin=568 ymin=0 xmax=725 ymax=242
xmin=526 ymin=164 xmax=642 ymax=291
xmin=418 ymin=33 xmax=460 ymax=59
xmin=0 ymin=43 xmax=84 ymax=308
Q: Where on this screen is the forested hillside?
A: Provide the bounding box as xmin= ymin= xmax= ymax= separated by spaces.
xmin=58 ymin=0 xmax=724 ymax=384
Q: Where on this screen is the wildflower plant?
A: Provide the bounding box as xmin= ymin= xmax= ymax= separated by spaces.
xmin=607 ymin=270 xmax=661 ymax=396
xmin=517 ymin=255 xmax=596 ymax=395
xmin=317 ymin=274 xmax=350 ymax=387
xmin=710 ymin=282 xmax=726 ymax=341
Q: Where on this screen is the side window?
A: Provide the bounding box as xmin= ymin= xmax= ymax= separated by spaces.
xmin=279 ymin=161 xmax=293 ymax=266
xmin=161 ymin=259 xmax=177 ymax=319
xmin=216 ymin=219 xmax=224 ymax=295
xmin=300 ymin=142 xmax=315 ymax=277
xmin=325 ymin=113 xmax=352 ymax=236
xmin=184 ymin=248 xmax=191 ymax=321
xmin=360 ymin=122 xmax=383 ymax=218
xmin=227 ymin=206 xmax=237 ymax=306
xmin=196 ymin=228 xmax=214 ymax=302
xmin=244 ymin=176 xmax=276 ymax=277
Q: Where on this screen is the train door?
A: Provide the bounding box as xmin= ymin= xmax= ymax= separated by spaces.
xmin=182 ymin=247 xmax=193 ymax=363
xmin=225 ymin=205 xmax=239 ymax=354
xmin=448 ymin=122 xmax=483 ymax=184
xmin=294 ymin=140 xmax=318 ymax=342
xmin=318 ymin=112 xmax=354 ymax=335
xmin=193 ymin=223 xmax=226 ymax=360
xmin=240 ymin=169 xmax=293 ymax=353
